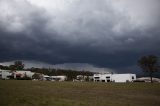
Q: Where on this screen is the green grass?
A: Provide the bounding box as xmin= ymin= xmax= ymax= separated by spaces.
xmin=0 ymin=80 xmax=160 ymax=106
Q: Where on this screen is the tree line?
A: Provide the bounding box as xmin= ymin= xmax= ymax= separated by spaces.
xmin=0 ymin=61 xmax=94 ymax=81
xmin=0 ymin=55 xmax=159 ymax=82
xmin=28 ymin=67 xmax=94 ymax=81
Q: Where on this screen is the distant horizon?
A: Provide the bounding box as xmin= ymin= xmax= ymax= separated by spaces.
xmin=1 ymin=60 xmax=159 ymax=76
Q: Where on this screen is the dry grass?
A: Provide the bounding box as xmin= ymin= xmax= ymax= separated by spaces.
xmin=0 ymin=80 xmax=160 ymax=106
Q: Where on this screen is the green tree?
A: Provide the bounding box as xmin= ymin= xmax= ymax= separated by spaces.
xmin=138 ymin=55 xmax=159 ymax=83
xmin=9 ymin=65 xmax=16 ymax=70
xmin=14 ymin=61 xmax=24 ymax=70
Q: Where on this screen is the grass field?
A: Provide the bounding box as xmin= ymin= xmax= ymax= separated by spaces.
xmin=0 ymin=80 xmax=160 ymax=106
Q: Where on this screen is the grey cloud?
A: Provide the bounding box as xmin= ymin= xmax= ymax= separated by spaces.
xmin=0 ymin=0 xmax=160 ymax=73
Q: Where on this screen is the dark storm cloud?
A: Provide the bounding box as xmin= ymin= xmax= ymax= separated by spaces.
xmin=0 ymin=0 xmax=160 ymax=73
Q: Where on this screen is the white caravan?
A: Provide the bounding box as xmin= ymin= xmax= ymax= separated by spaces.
xmin=50 ymin=76 xmax=67 ymax=81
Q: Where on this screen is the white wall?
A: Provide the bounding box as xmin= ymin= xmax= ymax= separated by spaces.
xmin=93 ymin=73 xmax=136 ymax=83
xmin=112 ymin=74 xmax=129 ymax=82
xmin=100 ymin=74 xmax=112 ymax=82
xmin=93 ymin=74 xmax=101 ymax=82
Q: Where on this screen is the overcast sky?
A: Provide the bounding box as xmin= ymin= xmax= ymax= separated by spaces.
xmin=0 ymin=0 xmax=160 ymax=73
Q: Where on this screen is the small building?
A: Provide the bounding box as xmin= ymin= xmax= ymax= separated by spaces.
xmin=93 ymin=73 xmax=136 ymax=83
xmin=14 ymin=71 xmax=35 ymax=79
xmin=0 ymin=70 xmax=12 ymax=80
